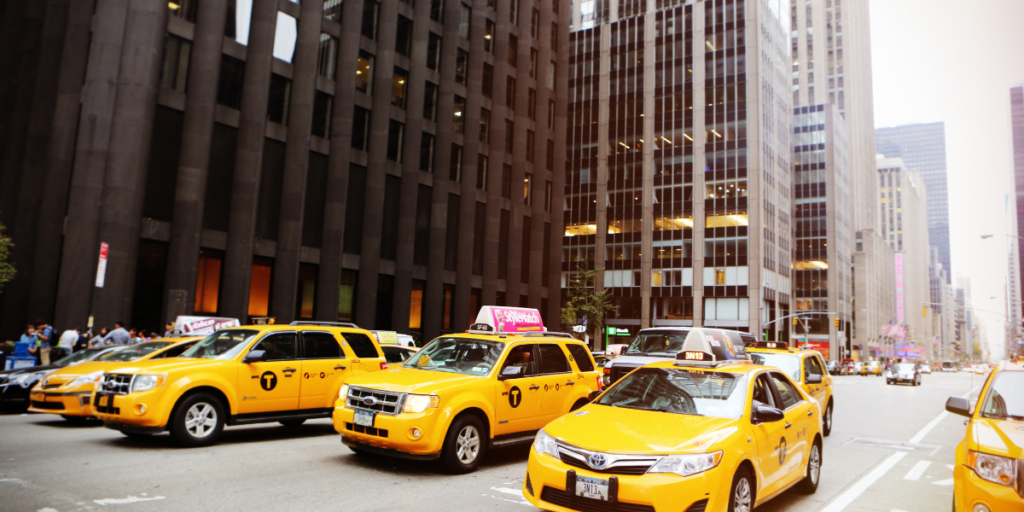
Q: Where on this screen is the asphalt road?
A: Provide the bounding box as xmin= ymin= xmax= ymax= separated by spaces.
xmin=0 ymin=371 xmax=986 ymax=512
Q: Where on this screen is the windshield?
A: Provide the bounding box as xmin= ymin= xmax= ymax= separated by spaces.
xmin=980 ymin=372 xmax=1024 ymax=422
xmin=402 ymin=337 xmax=503 ymax=376
xmin=750 ymin=353 xmax=801 ymax=382
xmin=181 ymin=329 xmax=260 ymax=360
xmin=624 ymin=332 xmax=688 ymax=356
xmin=942 ymin=361 xmax=955 ymax=369
xmin=54 ymin=348 xmax=107 ymax=366
xmin=96 ymin=342 xmax=173 ymax=362
xmin=595 ymin=367 xmax=748 ymax=419
xmin=894 ymin=363 xmax=916 ymax=372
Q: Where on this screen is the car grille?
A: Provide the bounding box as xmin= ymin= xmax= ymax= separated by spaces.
xmin=100 ymin=374 xmax=133 ymax=395
xmin=345 ymin=422 xmax=389 ymax=438
xmin=347 ymin=387 xmax=403 ymax=415
xmin=30 ymin=400 xmax=64 ymax=410
xmin=556 ymin=442 xmax=660 ymax=476
xmin=559 ymin=454 xmax=651 ymax=476
xmin=539 ymin=487 xmax=654 ymax=512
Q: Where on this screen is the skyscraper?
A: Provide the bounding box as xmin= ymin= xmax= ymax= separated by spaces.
xmin=1011 ymin=85 xmax=1024 ymax=316
xmin=876 ymin=122 xmax=951 ymax=282
xmin=564 ymin=0 xmax=794 ymax=342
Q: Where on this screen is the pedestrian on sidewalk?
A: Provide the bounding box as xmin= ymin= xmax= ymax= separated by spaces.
xmin=163 ymin=322 xmax=175 ymax=338
xmin=103 ymin=321 xmax=130 ymax=346
xmin=20 ymin=325 xmax=38 ymax=363
xmin=74 ymin=330 xmax=89 ymax=352
xmin=57 ymin=327 xmax=79 ymax=359
xmin=35 ymin=320 xmax=54 ymax=365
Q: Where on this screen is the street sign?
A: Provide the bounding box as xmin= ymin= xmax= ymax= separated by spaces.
xmin=95 ymin=242 xmax=109 ymax=288
xmin=573 ymin=325 xmax=586 ymax=333
xmin=582 ymin=315 xmax=587 ymax=326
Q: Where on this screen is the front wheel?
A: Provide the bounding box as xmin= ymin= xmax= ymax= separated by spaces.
xmin=440 ymin=415 xmax=487 ymax=474
xmin=796 ymin=441 xmax=822 ymax=494
xmin=728 ymin=468 xmax=755 ymax=512
xmin=169 ymin=392 xmax=225 ymax=448
xmin=823 ymin=401 xmax=833 ymax=436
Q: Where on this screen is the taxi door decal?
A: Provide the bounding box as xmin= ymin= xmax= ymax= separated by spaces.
xmin=509 ymin=386 xmax=522 ymax=408
xmin=260 ymin=371 xmax=278 ymax=391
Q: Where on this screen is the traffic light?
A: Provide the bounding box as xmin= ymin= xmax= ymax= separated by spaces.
xmin=792 ymin=317 xmax=799 ymax=325
xmin=923 ymin=306 xmax=927 ymax=317
xmin=834 ymin=317 xmax=840 ymax=328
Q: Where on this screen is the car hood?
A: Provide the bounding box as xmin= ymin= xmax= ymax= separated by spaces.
xmin=543 ymin=403 xmax=740 ymax=455
xmin=972 ymin=418 xmax=1024 ymax=460
xmin=101 ymin=357 xmax=226 ymax=374
xmin=345 ymin=367 xmax=484 ymax=394
xmin=608 ymin=355 xmax=674 ymax=368
xmin=0 ymin=364 xmax=61 ymax=377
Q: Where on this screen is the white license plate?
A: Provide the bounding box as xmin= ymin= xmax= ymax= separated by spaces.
xmin=576 ymin=476 xmax=609 ymax=501
xmin=354 ymin=410 xmax=375 ymax=428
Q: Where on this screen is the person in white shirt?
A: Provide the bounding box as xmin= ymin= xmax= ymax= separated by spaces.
xmin=57 ymin=328 xmax=80 ymax=358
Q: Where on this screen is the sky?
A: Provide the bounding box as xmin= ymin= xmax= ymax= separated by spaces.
xmin=870 ymin=0 xmax=1024 ymax=360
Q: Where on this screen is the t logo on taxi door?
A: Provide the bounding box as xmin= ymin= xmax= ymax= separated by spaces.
xmin=509 ymin=386 xmax=522 ymax=408
xmin=260 ymin=371 xmax=277 ymax=391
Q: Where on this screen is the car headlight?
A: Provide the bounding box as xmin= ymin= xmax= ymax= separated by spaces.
xmin=533 ymin=429 xmax=560 ymax=458
xmin=70 ymin=371 xmax=105 ymax=388
xmin=402 ymin=393 xmax=439 ymax=413
xmin=648 ymin=451 xmax=723 ymax=477
xmin=968 ymin=451 xmax=1018 ymax=486
xmin=13 ymin=372 xmax=45 ymax=388
xmin=338 ymin=384 xmax=350 ymax=401
xmin=130 ymin=374 xmax=166 ymax=393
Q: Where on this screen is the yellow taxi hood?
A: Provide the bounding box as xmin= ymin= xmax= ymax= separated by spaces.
xmin=344 ymin=367 xmax=483 ymax=394
xmin=971 ymin=418 xmax=1024 ymax=460
xmin=46 ymin=361 xmax=110 ymax=382
xmin=105 ymin=357 xmax=225 ymax=374
xmin=544 ymin=403 xmax=740 ymax=455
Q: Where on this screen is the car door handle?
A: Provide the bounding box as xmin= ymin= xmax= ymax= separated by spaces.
xmin=807 ymin=411 xmax=813 ymax=417
xmin=334 ymin=366 xmax=347 ymax=370
xmin=283 ymin=368 xmax=297 ymax=373
xmin=565 ymin=381 xmax=575 ymax=386
xmin=784 ymin=422 xmax=792 ymax=429
xmin=529 ymin=385 xmax=540 ymax=390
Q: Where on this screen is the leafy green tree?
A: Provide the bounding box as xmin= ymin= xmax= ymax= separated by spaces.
xmin=561 ymin=261 xmax=617 ymax=349
xmin=0 ymin=221 xmax=14 ymax=292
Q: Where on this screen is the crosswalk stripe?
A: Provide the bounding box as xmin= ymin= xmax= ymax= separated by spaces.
xmin=903 ymin=460 xmax=931 ymax=481
xmin=933 ymin=478 xmax=955 ymax=486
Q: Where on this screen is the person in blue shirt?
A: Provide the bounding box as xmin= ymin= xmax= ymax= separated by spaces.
xmin=34 ymin=320 xmax=54 ymax=365
xmin=19 ymin=325 xmax=38 ymax=363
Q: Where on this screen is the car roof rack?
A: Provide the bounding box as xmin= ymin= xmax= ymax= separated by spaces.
xmin=519 ymin=331 xmax=575 ymax=339
xmin=289 ymin=321 xmax=360 ymax=329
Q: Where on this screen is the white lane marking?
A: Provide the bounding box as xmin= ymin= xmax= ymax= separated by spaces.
xmin=93 ymin=495 xmax=166 ymax=506
xmin=946 ymin=464 xmax=955 ymax=470
xmin=490 ymin=487 xmax=525 ymax=496
xmin=891 ymin=509 xmax=910 ymax=512
xmin=903 ymin=460 xmax=931 ymax=481
xmin=36 ymin=508 xmax=59 ymax=512
xmin=909 ymin=412 xmax=948 ymax=444
xmin=933 ymin=478 xmax=955 ymax=486
xmin=819 ymin=451 xmax=908 ymax=512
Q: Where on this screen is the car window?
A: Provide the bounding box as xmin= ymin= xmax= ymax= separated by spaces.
xmin=624 ymin=331 xmax=689 ymax=356
xmin=382 ymin=346 xmax=411 ymax=363
xmin=804 ymin=355 xmax=824 ymax=378
xmin=404 ymin=337 xmax=503 ymax=375
xmin=154 ymin=341 xmax=198 ymax=359
xmin=343 ymin=332 xmax=380 ymax=358
xmin=97 ymin=342 xmax=173 ymax=361
xmin=980 ymin=372 xmax=1024 ymax=421
xmin=769 ymin=373 xmax=802 ymax=409
xmin=182 ymin=329 xmax=260 ymax=360
xmin=252 ymin=333 xmax=298 ymax=361
xmin=499 ymin=344 xmax=538 ymax=377
xmin=595 ymin=367 xmax=748 ymax=419
xmin=752 ymin=373 xmax=776 ymax=408
xmin=538 ymin=344 xmax=571 ymax=374
xmin=303 ymin=332 xmax=344 ymax=359
xmin=750 ymin=352 xmax=801 ymax=383
xmin=565 ymin=344 xmax=595 ymax=372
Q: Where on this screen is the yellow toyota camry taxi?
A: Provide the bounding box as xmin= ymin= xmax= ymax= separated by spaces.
xmin=334 ymin=307 xmax=602 ymax=473
xmin=859 ymin=360 xmax=882 ymax=376
xmin=28 ymin=337 xmax=200 ymax=421
xmin=92 ymin=322 xmax=387 ymax=447
xmin=747 ymin=341 xmax=834 ymax=436
xmin=945 ymin=359 xmax=1024 ymax=512
xmin=524 ymin=332 xmax=824 ymax=512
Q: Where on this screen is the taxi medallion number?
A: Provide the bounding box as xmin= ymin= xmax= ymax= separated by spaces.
xmin=576 ymin=475 xmax=609 ymax=501
xmin=354 ymin=409 xmax=375 ymax=428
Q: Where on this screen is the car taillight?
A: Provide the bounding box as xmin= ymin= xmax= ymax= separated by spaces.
xmin=380 ymin=362 xmax=389 ymax=370
xmin=597 ymin=377 xmax=604 ymax=391
xmin=603 ymin=367 xmax=611 ymax=374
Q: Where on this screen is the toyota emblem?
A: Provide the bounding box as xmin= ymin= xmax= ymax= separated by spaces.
xmin=588 ymin=453 xmax=607 ymax=469
xmin=362 ymin=396 xmax=379 ymax=406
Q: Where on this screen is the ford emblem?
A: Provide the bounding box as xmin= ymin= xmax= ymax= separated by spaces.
xmin=104 ymin=381 xmax=115 ymax=389
xmin=588 ymin=453 xmax=607 ymax=469
xmin=362 ymin=396 xmax=378 ymax=406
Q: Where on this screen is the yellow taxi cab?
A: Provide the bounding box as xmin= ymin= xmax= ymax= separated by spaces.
xmin=523 ymin=332 xmax=824 ymax=512
xmin=333 ymin=306 xmax=602 ymax=473
xmin=859 ymin=360 xmax=882 ymax=376
xmin=945 ymin=359 xmax=1024 ymax=512
xmin=28 ymin=337 xmax=201 ymax=421
xmin=91 ymin=321 xmax=388 ymax=447
xmin=747 ymin=341 xmax=834 ymax=436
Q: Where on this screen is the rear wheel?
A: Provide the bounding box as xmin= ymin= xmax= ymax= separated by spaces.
xmin=728 ymin=468 xmax=754 ymax=512
xmin=279 ymin=419 xmax=306 ymax=427
xmin=823 ymin=401 xmax=833 ymax=437
xmin=440 ymin=415 xmax=486 ymax=474
xmin=169 ymin=392 xmax=225 ymax=448
xmin=796 ymin=440 xmax=822 ymax=494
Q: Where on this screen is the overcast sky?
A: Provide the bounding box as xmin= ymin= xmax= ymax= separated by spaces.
xmin=870 ymin=0 xmax=1024 ymax=360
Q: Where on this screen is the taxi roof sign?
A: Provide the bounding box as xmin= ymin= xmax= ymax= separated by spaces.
xmin=474 ymin=306 xmax=545 ymax=334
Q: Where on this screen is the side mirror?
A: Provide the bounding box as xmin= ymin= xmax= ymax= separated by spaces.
xmin=945 ymin=396 xmax=972 ymax=417
xmin=588 ymin=390 xmax=602 ymax=401
xmin=753 ymin=405 xmax=785 ymax=424
xmin=498 ymin=365 xmax=523 ymax=381
xmin=807 ymin=374 xmax=823 ymax=384
xmin=243 ymin=350 xmax=266 ymax=364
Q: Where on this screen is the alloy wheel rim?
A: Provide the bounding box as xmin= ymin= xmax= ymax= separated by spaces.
xmin=809 ymin=445 xmax=821 ymax=484
xmin=734 ymin=476 xmax=752 ymax=512
xmin=185 ymin=402 xmax=217 ymax=438
xmin=455 ymin=425 xmax=480 ymax=464
xmin=826 ymin=405 xmax=832 ymax=429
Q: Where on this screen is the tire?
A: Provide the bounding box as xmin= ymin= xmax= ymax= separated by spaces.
xmin=822 ymin=401 xmax=833 ymax=437
xmin=796 ymin=440 xmax=822 ymax=494
xmin=279 ymin=419 xmax=306 ymax=427
xmin=439 ymin=414 xmax=487 ymax=474
xmin=169 ymin=392 xmax=225 ymax=448
xmin=728 ymin=467 xmax=755 ymax=512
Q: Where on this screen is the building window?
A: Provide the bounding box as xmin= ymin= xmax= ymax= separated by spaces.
xmin=423 ymin=81 xmax=438 ymax=120
xmin=479 ymin=108 xmax=491 ymax=143
xmin=420 ymin=132 xmax=435 ymax=172
xmin=459 ymin=3 xmax=471 ymax=39
xmin=409 ymin=280 xmax=425 ymax=329
xmin=430 ymin=0 xmax=443 ymax=21
xmin=296 ymin=264 xmax=317 ymax=319
xmin=317 ymin=33 xmax=338 ymax=79
xmin=501 ymin=164 xmax=512 ymax=198
xmin=526 ymin=130 xmax=535 ymax=162
xmin=546 ymin=139 xmax=554 ymax=170
xmin=387 ymin=120 xmax=405 ymax=162
xmin=508 ymin=34 xmax=518 ymax=67
xmin=194 ymin=249 xmax=223 ymax=314
xmin=352 ymin=106 xmax=370 ymax=150
xmin=216 ymin=55 xmax=245 ymax=109
xmin=361 ymin=0 xmax=379 ymax=39
xmin=485 ymin=20 xmax=496 ymax=53
xmin=273 ymin=12 xmax=298 ymax=62
xmin=453 ymin=95 xmax=466 ymax=132
xmin=323 ymin=0 xmax=343 ymax=21
xmin=169 ymin=0 xmax=197 ymax=21
xmin=510 ymin=0 xmax=519 ymax=25
xmin=547 ymin=99 xmax=555 ymax=129
xmin=161 ymin=34 xmax=191 ymax=93
xmin=456 ymin=49 xmax=469 ymax=85
xmin=356 ymin=51 xmax=373 ymax=93
xmin=267 ymin=74 xmax=292 ymax=125
xmin=529 ymin=48 xmax=538 ymax=78
xmin=548 ymin=60 xmax=555 ymax=89
xmin=427 ymin=33 xmax=441 ymax=70
xmin=337 ymin=269 xmax=358 ymax=321
xmin=477 ymin=154 xmax=488 ymax=190
xmin=311 ymin=91 xmax=333 ymax=138
xmin=544 ymin=180 xmax=552 ymax=212
xmin=482 ymin=63 xmax=494 ymax=98
xmin=450 ymin=144 xmax=463 ymax=181
xmin=392 ymin=67 xmax=408 ymax=108
xmin=506 ymin=76 xmax=516 ymax=109
xmin=248 ymin=256 xmax=273 ymax=317
xmin=504 ymin=119 xmax=514 ymax=153
xmin=551 ymin=22 xmax=558 ymax=46
xmin=523 ymin=173 xmax=532 ymax=205
xmin=396 ymin=16 xmax=413 ymax=56
xmin=531 ymin=8 xmax=540 ymax=38
xmin=528 ymin=88 xmax=536 ymax=120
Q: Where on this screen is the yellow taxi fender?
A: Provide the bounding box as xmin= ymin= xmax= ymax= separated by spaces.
xmin=158 ymin=372 xmax=240 ymax=425
xmin=435 ymin=392 xmax=495 ymax=451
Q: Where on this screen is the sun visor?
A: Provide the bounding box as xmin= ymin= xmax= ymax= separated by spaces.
xmin=473 ymin=306 xmax=545 ymax=333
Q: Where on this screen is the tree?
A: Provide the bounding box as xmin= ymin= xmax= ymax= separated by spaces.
xmin=560 ymin=261 xmax=617 ymax=349
xmin=0 ymin=221 xmax=14 ymax=292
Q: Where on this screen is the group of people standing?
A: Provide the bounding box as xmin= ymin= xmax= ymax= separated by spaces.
xmin=18 ymin=320 xmax=173 ymax=365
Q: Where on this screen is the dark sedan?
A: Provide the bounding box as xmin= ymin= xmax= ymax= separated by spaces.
xmin=0 ymin=346 xmax=125 ymax=411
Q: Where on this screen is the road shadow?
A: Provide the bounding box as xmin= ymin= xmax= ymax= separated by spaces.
xmin=337 ymin=442 xmax=532 ymax=476
xmin=93 ymin=421 xmax=339 ymax=449
xmin=28 ymin=414 xmax=105 ymax=428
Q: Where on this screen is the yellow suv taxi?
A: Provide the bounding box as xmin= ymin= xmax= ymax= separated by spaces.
xmin=946 ymin=359 xmax=1024 ymax=512
xmin=92 ymin=322 xmax=387 ymax=447
xmin=747 ymin=341 xmax=834 ymax=436
xmin=524 ymin=333 xmax=824 ymax=512
xmin=859 ymin=360 xmax=882 ymax=376
xmin=28 ymin=338 xmax=200 ymax=421
xmin=333 ymin=320 xmax=601 ymax=473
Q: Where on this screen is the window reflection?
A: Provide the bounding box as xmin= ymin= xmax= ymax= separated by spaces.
xmin=356 ymin=51 xmax=373 ymax=93
xmin=392 ymin=67 xmax=408 ymax=108
xmin=273 ymin=12 xmax=297 ymax=63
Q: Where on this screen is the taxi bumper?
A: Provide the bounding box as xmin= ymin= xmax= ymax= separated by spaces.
xmin=333 ymin=404 xmax=449 ymax=457
xmin=92 ymin=390 xmax=169 ymax=430
xmin=954 ymin=463 xmax=1024 ymax=512
xmin=28 ymin=390 xmax=94 ymax=416
xmin=523 ymin=447 xmax=724 ymax=512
